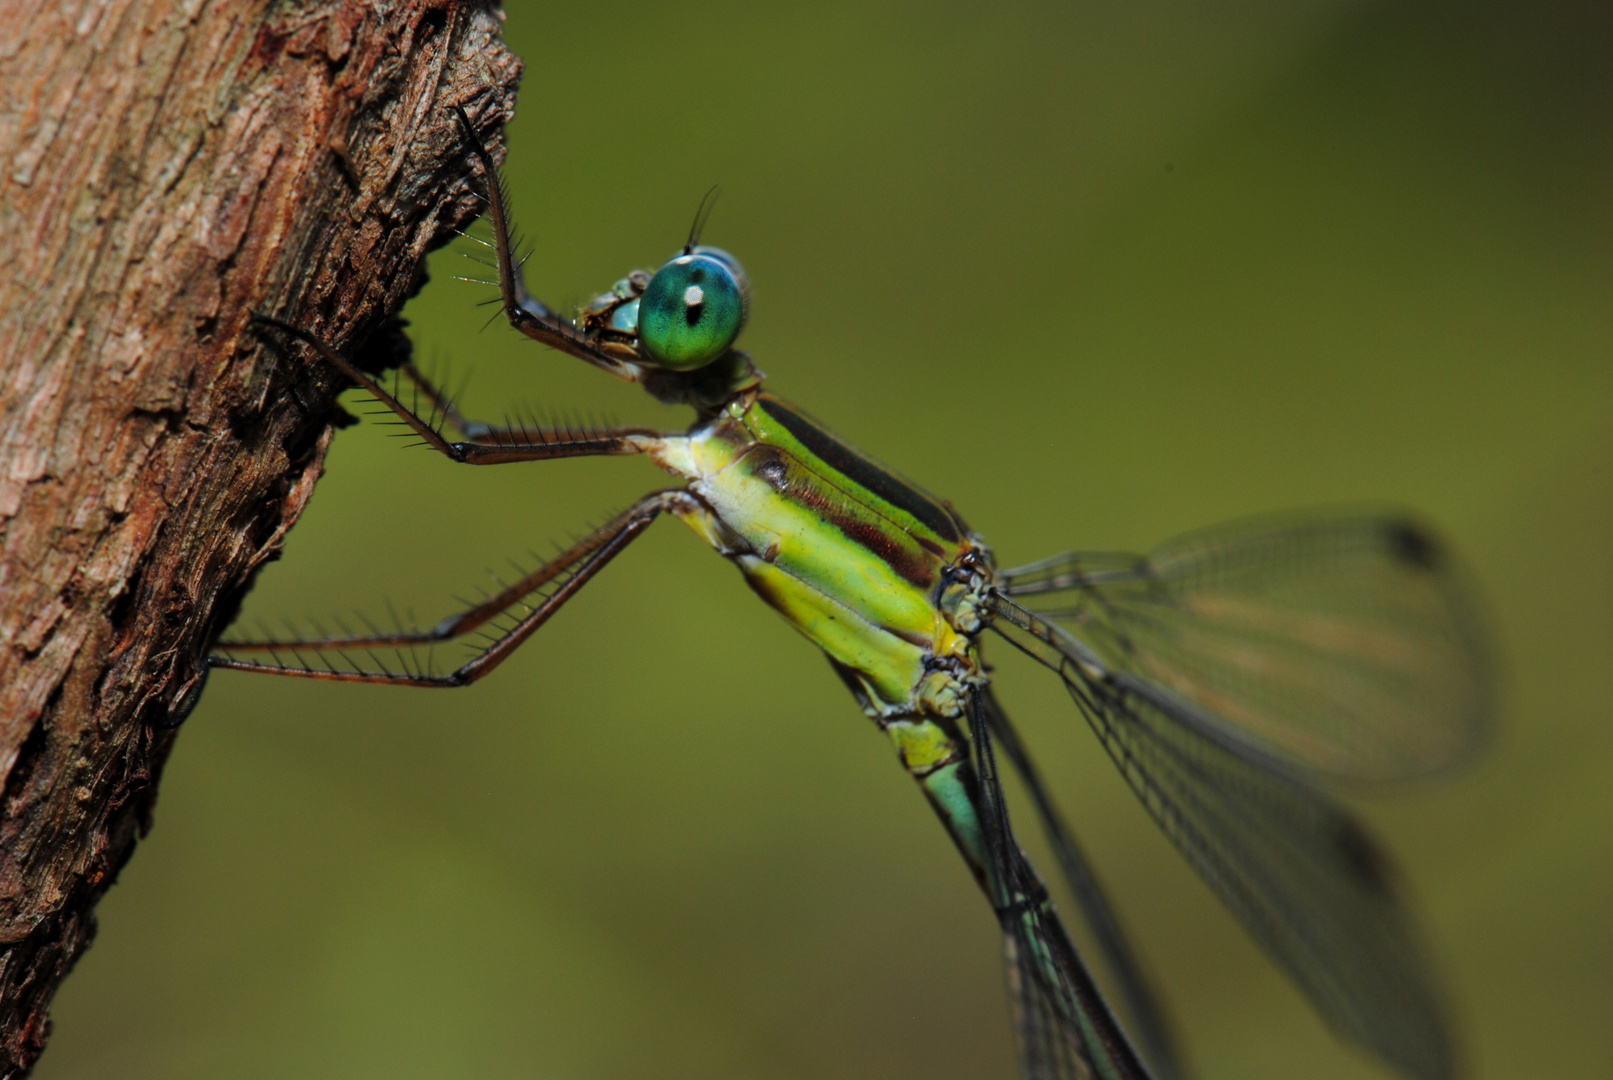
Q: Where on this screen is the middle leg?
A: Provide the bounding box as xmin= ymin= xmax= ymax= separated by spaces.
xmin=252 ymin=314 xmax=667 ymax=465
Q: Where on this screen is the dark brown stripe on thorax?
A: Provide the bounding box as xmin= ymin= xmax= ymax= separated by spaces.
xmin=743 ymin=445 xmax=937 ymax=589
xmin=756 ymin=397 xmax=960 ymax=543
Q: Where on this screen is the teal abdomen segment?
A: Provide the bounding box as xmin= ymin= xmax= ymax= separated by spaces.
xmin=921 ymin=760 xmax=990 ymax=887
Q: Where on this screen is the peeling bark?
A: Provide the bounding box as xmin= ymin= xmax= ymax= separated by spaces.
xmin=0 ymin=0 xmax=520 ymax=1070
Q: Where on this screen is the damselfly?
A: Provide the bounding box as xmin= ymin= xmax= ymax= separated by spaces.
xmin=215 ymin=107 xmax=1493 ymax=1080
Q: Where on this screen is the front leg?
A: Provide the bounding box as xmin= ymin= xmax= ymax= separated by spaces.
xmin=452 ymin=105 xmax=645 ymax=383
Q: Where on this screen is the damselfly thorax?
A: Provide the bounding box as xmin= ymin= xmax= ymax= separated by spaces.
xmin=639 ymin=389 xmax=999 ymax=878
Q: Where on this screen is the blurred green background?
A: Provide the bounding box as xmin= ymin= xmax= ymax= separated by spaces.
xmin=38 ymin=2 xmax=1612 ymax=1078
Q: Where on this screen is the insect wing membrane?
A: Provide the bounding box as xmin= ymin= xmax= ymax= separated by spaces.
xmin=967 ymin=693 xmax=1155 ymax=1080
xmin=996 ymin=512 xmax=1493 ymax=783
xmin=986 ymin=595 xmax=1456 ymax=1080
xmin=981 ymin=687 xmax=1186 ymax=1080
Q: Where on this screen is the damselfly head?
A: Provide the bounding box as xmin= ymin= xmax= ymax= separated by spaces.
xmin=635 ymin=246 xmax=750 ymax=371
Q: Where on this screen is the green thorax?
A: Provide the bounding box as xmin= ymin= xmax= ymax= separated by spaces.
xmin=649 ymin=392 xmax=990 ymax=715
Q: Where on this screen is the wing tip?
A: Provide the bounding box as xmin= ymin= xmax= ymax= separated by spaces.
xmin=1382 ymin=518 xmax=1444 ymax=572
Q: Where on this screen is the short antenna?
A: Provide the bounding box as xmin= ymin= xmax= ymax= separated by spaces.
xmin=683 ymin=185 xmax=721 ymax=254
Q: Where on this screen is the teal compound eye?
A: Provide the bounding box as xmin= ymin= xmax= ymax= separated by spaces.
xmin=637 ymin=248 xmax=749 ymax=370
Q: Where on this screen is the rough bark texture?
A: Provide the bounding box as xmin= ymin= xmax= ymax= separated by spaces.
xmin=0 ymin=1 xmax=520 ymax=1071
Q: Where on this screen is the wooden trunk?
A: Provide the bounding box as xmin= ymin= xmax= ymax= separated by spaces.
xmin=0 ymin=1 xmax=520 ymax=1069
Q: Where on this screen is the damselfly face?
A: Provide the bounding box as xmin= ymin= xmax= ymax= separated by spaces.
xmin=579 ymin=246 xmax=751 ymax=372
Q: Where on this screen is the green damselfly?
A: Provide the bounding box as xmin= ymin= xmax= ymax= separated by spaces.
xmin=216 ymin=108 xmax=1493 ymax=1080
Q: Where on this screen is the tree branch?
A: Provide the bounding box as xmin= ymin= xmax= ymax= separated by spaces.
xmin=0 ymin=0 xmax=520 ymax=1070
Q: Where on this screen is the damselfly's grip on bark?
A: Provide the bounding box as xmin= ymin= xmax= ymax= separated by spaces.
xmin=0 ymin=2 xmax=520 ymax=1070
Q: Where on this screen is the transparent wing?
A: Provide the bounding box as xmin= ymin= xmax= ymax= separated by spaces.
xmin=966 ymin=691 xmax=1156 ymax=1080
xmin=980 ymin=686 xmax=1187 ymax=1080
xmin=987 ymin=596 xmax=1457 ymax=1080
xmin=996 ymin=511 xmax=1493 ymax=783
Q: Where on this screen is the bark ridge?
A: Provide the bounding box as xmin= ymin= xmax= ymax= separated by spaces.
xmin=0 ymin=0 xmax=521 ymax=1070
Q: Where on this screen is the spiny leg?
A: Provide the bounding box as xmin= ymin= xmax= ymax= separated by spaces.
xmin=452 ymin=105 xmax=642 ymax=382
xmin=210 ymin=490 xmax=701 ymax=687
xmin=396 ymin=362 xmax=491 ymax=438
xmin=220 ymin=501 xmax=639 ymax=651
xmin=392 ymin=361 xmax=644 ymax=456
xmin=251 ymin=315 xmax=664 ymax=464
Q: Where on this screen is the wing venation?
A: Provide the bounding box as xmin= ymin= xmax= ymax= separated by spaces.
xmin=997 ymin=511 xmax=1493 ymax=782
xmin=986 ymin=593 xmax=1458 ymax=1080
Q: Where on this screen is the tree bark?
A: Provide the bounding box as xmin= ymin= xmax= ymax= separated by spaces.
xmin=0 ymin=0 xmax=520 ymax=1071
